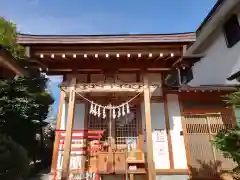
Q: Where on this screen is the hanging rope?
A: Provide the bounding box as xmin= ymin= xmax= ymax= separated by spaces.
xmin=60 ymin=86 xmax=143 ymax=108
xmin=60 ymin=86 xmax=143 ymax=119
xmin=75 ymin=90 xmax=143 ymax=109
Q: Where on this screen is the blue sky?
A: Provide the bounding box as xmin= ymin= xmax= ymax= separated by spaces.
xmin=1 ymin=0 xmax=216 ymax=119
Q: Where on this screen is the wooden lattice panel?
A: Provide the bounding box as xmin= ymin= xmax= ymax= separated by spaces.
xmin=115 ymin=105 xmax=138 ymax=144
xmin=183 ymin=113 xmax=236 ymax=174
xmin=88 ymin=105 xmax=138 ymax=145
xmin=88 ymin=115 xmax=108 ymax=131
xmin=185 ymin=115 xmax=209 ymax=134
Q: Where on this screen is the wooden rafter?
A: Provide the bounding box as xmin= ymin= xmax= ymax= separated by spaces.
xmin=34 ymin=59 xmax=177 ymax=72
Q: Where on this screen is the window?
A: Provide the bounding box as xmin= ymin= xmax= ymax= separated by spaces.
xmin=223 ymin=14 xmax=240 ymax=48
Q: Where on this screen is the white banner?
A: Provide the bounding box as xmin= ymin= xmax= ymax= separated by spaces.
xmin=152 ymin=129 xmax=170 ymax=169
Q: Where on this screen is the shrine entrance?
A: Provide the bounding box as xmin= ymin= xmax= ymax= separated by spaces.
xmin=57 ymin=73 xmax=153 ymax=179
xmin=88 ymin=104 xmax=139 ymax=149
xmin=23 ymin=33 xmax=195 ymax=180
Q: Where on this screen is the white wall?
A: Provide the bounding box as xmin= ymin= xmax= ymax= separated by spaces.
xmin=60 ymin=103 xmax=86 ymax=130
xmin=60 ymin=102 xmax=67 ymax=130
xmin=141 ymin=96 xmax=188 ymax=169
xmin=189 ymin=14 xmax=240 ymax=86
xmin=141 ymin=102 xmax=170 ymax=169
xmin=167 ymin=94 xmax=188 ymax=169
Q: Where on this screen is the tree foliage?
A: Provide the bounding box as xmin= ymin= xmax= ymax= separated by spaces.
xmin=223 ymin=90 xmax=240 ymax=107
xmin=213 ymin=126 xmax=240 ymax=165
xmin=0 ymin=135 xmax=29 ymax=180
xmin=0 ymin=17 xmax=26 ymax=65
xmin=213 ymin=90 xmax=240 ymax=170
xmin=0 ymin=17 xmax=54 ymax=161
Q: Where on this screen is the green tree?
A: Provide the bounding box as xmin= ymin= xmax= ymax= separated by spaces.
xmin=213 ymin=90 xmax=240 ymax=175
xmin=0 ymin=135 xmax=29 ymax=180
xmin=224 ymin=90 xmax=240 ymax=107
xmin=0 ymin=17 xmax=54 ymax=163
xmin=213 ymin=126 xmax=240 ymax=165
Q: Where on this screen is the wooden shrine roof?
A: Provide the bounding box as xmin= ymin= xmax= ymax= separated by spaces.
xmin=16 ymin=32 xmax=196 ymax=75
xmin=17 ymin=32 xmax=196 ymax=44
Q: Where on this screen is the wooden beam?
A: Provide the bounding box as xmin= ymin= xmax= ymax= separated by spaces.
xmin=62 ymin=82 xmax=159 ymax=93
xmin=61 ymin=77 xmax=76 ymax=180
xmin=32 ymin=44 xmax=182 ymax=53
xmin=182 ymin=45 xmax=187 ymax=55
xmin=0 ymin=49 xmax=27 ymax=76
xmin=172 ymin=45 xmax=187 ymax=67
xmin=51 ymin=89 xmax=65 ymax=174
xmin=30 ymin=58 xmax=48 ymax=68
xmin=34 ymin=49 xmax=181 ymax=56
xmin=178 ymin=98 xmax=191 ymax=173
xmin=136 ymin=104 xmax=143 ymax=151
xmin=143 ymin=74 xmax=156 ymax=180
xmin=45 ymin=69 xmax=171 ymax=75
xmin=43 ymin=59 xmax=174 ymax=70
xmin=172 ymin=57 xmax=182 ymax=67
xmin=163 ymin=95 xmax=174 ymax=169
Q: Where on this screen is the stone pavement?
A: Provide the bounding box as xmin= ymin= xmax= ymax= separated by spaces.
xmin=29 ymin=171 xmax=52 ymax=180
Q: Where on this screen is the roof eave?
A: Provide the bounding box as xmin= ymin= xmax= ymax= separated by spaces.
xmin=17 ymin=32 xmax=196 ymax=45
xmin=0 ymin=47 xmax=28 ymax=76
xmin=186 ymin=0 xmax=239 ymax=55
xmin=179 ymin=84 xmax=240 ymax=91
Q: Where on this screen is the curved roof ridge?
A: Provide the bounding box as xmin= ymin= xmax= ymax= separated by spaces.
xmin=18 ymin=31 xmax=195 ymax=37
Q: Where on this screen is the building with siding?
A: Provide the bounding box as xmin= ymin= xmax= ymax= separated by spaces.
xmin=186 ymin=0 xmax=240 ymax=86
xmin=185 ymin=0 xmax=240 ymax=137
